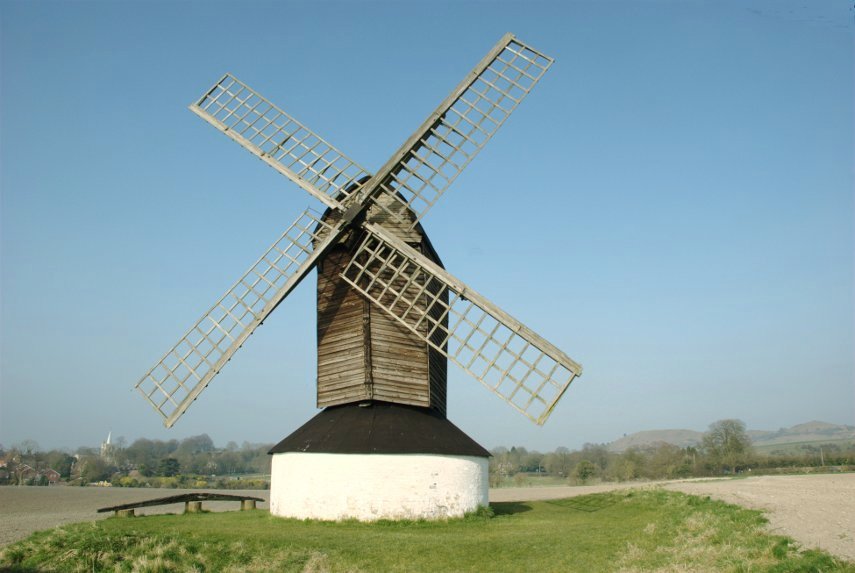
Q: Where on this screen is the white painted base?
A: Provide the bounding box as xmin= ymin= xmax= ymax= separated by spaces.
xmin=269 ymin=452 xmax=489 ymax=521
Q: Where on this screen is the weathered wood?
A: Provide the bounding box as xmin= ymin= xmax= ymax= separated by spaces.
xmin=318 ymin=363 xmax=364 ymax=376
xmin=367 ymin=325 xmax=424 ymax=345
xmin=362 ymin=288 xmax=374 ymax=398
xmin=315 ymin=206 xmax=447 ymax=413
xmin=370 ymin=356 xmax=425 ymax=370
xmin=318 ymin=378 xmax=369 ymax=393
xmin=316 ymin=388 xmax=365 ymax=404
xmin=317 ymin=316 xmax=362 ymax=332
xmin=97 ymin=492 xmax=265 ymax=513
xmin=372 ymin=383 xmax=429 ymax=397
xmin=317 ymin=242 xmax=370 ymax=408
xmin=371 ymin=385 xmax=428 ymax=399
xmin=317 ymin=348 xmax=364 ymax=364
xmin=316 ymin=368 xmax=366 ymax=382
xmin=368 ymin=376 xmax=424 ymax=390
xmin=365 ymin=197 xmax=422 ymax=243
xmin=318 ymin=348 xmax=367 ymax=367
xmin=429 ymin=346 xmax=448 ymax=416
xmin=427 ymin=270 xmax=449 ymax=416
xmin=185 ymin=501 xmax=203 ymax=513
xmin=318 ymin=332 xmax=365 ymax=348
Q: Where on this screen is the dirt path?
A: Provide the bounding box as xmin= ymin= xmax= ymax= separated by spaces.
xmin=0 ymin=486 xmax=269 ymax=547
xmin=664 ymin=474 xmax=855 ymax=562
xmin=491 ymin=473 xmax=855 ymax=562
xmin=489 ymin=480 xmax=673 ymax=502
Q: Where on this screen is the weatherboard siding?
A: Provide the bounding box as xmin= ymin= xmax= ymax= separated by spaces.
xmin=365 ymin=192 xmax=423 ymax=244
xmin=368 ymin=293 xmax=431 ymax=408
xmin=427 ymin=276 xmax=449 ymax=417
xmin=316 ymin=247 xmax=370 ymax=407
xmin=315 ymin=205 xmax=448 ymax=413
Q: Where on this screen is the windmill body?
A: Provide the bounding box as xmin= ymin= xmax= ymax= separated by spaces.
xmin=315 ymin=196 xmax=448 ymax=414
xmin=135 ymin=34 xmax=583 ymax=520
xmin=267 ymin=201 xmax=487 ymax=520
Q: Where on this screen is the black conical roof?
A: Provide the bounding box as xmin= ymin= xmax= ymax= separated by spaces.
xmin=269 ymin=401 xmax=489 ymax=457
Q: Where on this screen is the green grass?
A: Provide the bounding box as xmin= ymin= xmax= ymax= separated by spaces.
xmin=2 ymin=489 xmax=853 ymax=572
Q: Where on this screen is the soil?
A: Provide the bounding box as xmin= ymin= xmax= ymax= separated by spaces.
xmin=491 ymin=473 xmax=855 ymax=562
xmin=663 ymin=474 xmax=855 ymax=562
xmin=2 ymin=474 xmax=853 ymax=562
xmin=0 ymin=486 xmax=269 ymax=547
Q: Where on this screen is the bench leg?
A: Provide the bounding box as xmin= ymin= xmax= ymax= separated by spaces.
xmin=241 ymin=500 xmax=257 ymax=511
xmin=115 ymin=509 xmax=135 ymax=517
xmin=185 ymin=501 xmax=203 ymax=513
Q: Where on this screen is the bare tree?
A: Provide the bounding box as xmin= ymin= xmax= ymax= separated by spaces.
xmin=17 ymin=439 xmax=39 ymax=456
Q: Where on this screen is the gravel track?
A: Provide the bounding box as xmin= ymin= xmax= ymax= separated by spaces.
xmin=491 ymin=473 xmax=855 ymax=562
xmin=3 ymin=474 xmax=853 ymax=562
xmin=664 ymin=474 xmax=855 ymax=562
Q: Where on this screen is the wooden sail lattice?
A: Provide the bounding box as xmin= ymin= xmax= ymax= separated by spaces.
xmin=189 ymin=36 xmax=552 ymax=229
xmin=136 ymin=210 xmax=337 ymax=427
xmin=370 ymin=37 xmax=554 ymax=228
xmin=190 ymin=74 xmax=371 ymax=209
xmin=342 ymin=224 xmax=581 ymax=425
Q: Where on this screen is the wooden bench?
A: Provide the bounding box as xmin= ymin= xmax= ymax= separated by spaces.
xmin=97 ymin=492 xmax=265 ymax=517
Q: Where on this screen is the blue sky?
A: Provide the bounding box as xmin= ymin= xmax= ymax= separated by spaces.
xmin=1 ymin=0 xmax=852 ymax=452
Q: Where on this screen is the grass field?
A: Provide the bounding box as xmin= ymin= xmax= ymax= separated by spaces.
xmin=2 ymin=489 xmax=853 ymax=572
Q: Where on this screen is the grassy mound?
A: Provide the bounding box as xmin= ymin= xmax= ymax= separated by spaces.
xmin=2 ymin=489 xmax=853 ymax=572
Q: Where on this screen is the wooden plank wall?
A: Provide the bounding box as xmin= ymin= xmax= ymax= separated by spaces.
xmin=366 ymin=191 xmax=423 ymax=243
xmin=316 ymin=247 xmax=371 ymax=407
xmin=368 ymin=283 xmax=431 ymax=408
xmin=315 ymin=198 xmax=448 ymax=413
xmin=426 ymin=274 xmax=449 ymax=416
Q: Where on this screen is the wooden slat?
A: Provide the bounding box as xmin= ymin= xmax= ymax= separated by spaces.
xmin=318 ymin=378 xmax=369 ymax=392
xmin=317 ymin=244 xmax=368 ymax=407
xmin=98 ymin=492 xmax=265 ymax=513
xmin=341 ymin=222 xmax=582 ymax=425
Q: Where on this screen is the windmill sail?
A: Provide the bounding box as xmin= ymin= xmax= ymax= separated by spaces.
xmin=135 ymin=209 xmax=342 ymax=427
xmin=192 ymin=35 xmax=553 ymax=232
xmin=190 ymin=74 xmax=371 ymax=209
xmin=365 ymin=33 xmax=553 ymax=228
xmin=341 ymin=223 xmax=582 ymax=425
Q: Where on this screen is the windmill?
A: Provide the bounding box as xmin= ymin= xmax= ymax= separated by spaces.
xmin=135 ymin=33 xmax=583 ymax=520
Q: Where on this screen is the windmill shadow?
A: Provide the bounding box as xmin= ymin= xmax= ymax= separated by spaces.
xmin=545 ymin=495 xmax=618 ymax=513
xmin=491 ymin=501 xmax=533 ymax=516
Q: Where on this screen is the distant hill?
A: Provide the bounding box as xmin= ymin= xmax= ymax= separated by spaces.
xmin=749 ymin=421 xmax=855 ymax=447
xmin=607 ymin=421 xmax=855 ymax=453
xmin=608 ymin=429 xmax=703 ymax=453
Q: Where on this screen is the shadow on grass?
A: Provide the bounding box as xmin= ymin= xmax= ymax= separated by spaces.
xmin=491 ymin=502 xmax=533 ymax=516
xmin=546 ymin=495 xmax=619 ymax=513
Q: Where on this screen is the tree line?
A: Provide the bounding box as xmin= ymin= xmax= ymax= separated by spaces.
xmin=2 ymin=419 xmax=852 ymax=489
xmin=489 ymin=419 xmax=855 ymax=487
xmin=0 ymin=434 xmax=272 ymax=488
